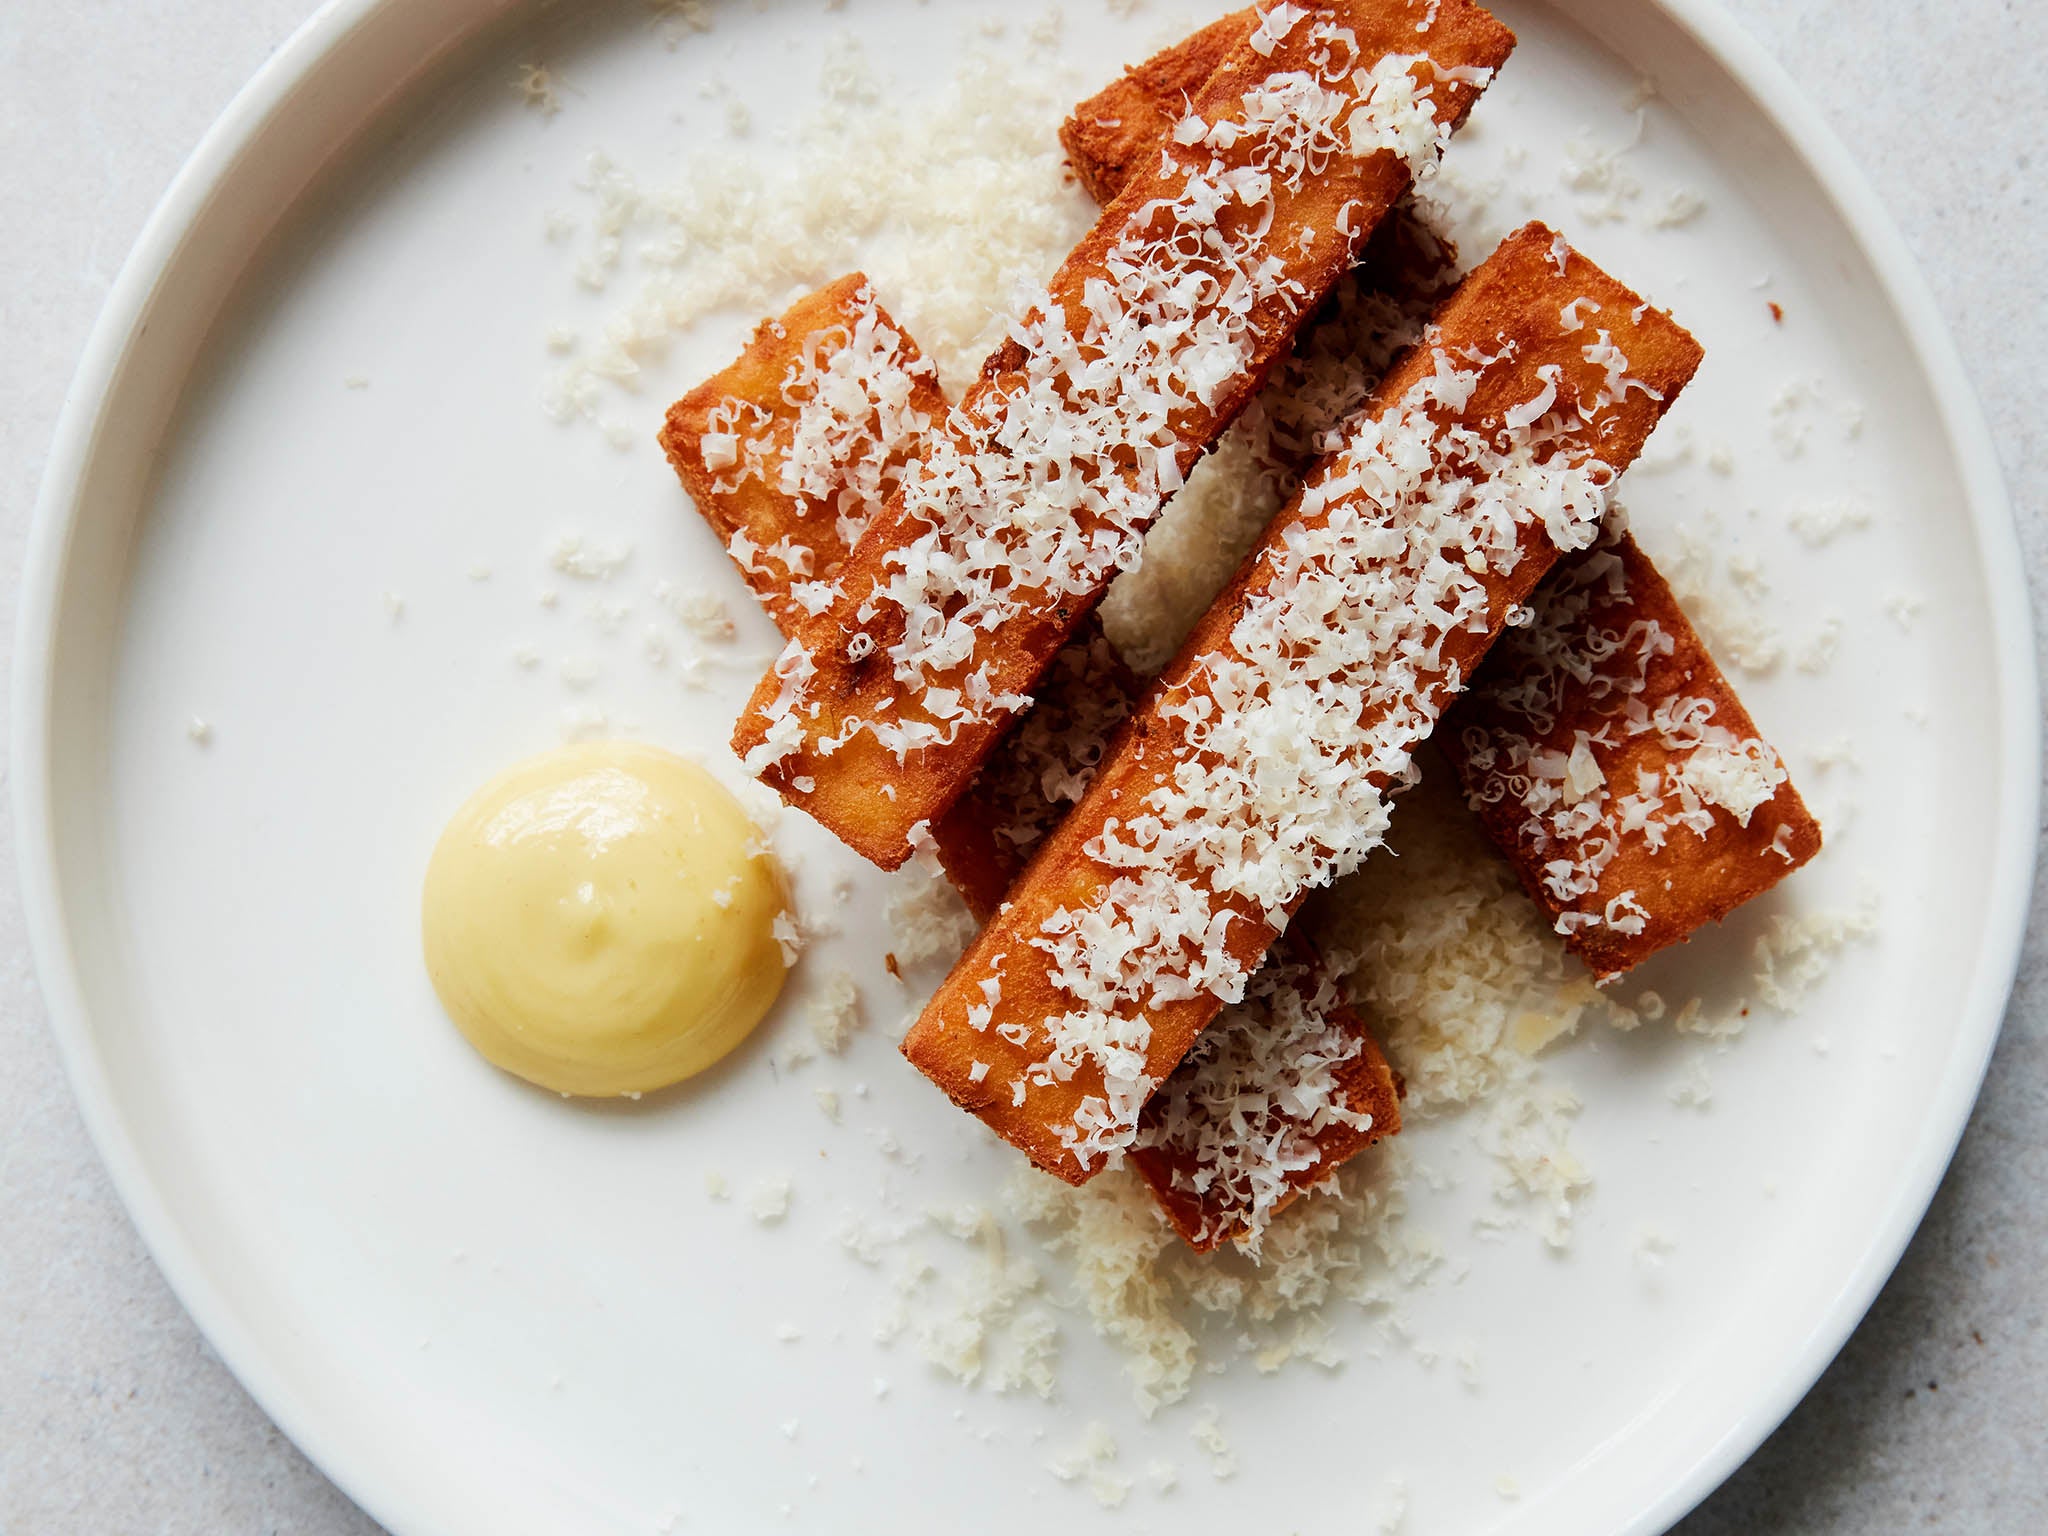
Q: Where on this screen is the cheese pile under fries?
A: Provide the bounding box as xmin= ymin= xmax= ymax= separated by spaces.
xmin=662 ymin=0 xmax=1820 ymax=1255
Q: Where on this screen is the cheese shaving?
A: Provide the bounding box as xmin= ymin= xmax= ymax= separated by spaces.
xmin=706 ymin=283 xmax=940 ymax=556
xmin=1135 ymin=959 xmax=1376 ymax=1256
xmin=1454 ymin=517 xmax=1793 ymax=939
xmin=1030 ymin=350 xmax=1617 ymax=1167
xmin=746 ymin=26 xmax=1494 ymax=774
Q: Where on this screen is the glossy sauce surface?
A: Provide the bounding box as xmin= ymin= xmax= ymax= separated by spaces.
xmin=422 ymin=742 xmax=786 ymax=1096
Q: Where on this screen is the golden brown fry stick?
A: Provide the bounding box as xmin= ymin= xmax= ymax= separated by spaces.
xmin=733 ymin=1 xmax=1516 ymax=870
xmin=665 ymin=274 xmax=1399 ymax=1248
xmin=1130 ymin=930 xmax=1400 ymax=1254
xmin=660 ymin=276 xmax=1143 ymax=913
xmin=659 ymin=274 xmax=946 ymax=637
xmin=1058 ymin=8 xmax=1257 ymax=206
xmin=1069 ymin=22 xmax=1820 ymax=979
xmin=902 ymin=225 xmax=1705 ymax=1183
xmin=1442 ymin=525 xmax=1823 ymax=977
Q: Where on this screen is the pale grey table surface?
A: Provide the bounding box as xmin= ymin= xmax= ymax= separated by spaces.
xmin=1 ymin=1 xmax=2042 ymax=1532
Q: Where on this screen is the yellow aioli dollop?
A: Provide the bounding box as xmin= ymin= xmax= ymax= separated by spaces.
xmin=422 ymin=742 xmax=787 ymax=1097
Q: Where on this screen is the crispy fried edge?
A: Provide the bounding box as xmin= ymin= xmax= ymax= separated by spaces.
xmin=1443 ymin=530 xmax=1824 ymax=978
xmin=1127 ymin=931 xmax=1402 ymax=1252
xmin=662 ymin=273 xmax=1402 ymax=1243
xmin=658 ymin=273 xmax=949 ymax=641
xmin=901 ymin=224 xmax=1705 ymax=1184
xmin=1057 ymin=8 xmax=1256 ymax=204
xmin=1066 ymin=24 xmax=1819 ymax=982
xmin=661 ymin=275 xmax=1149 ymax=916
xmin=731 ymin=0 xmax=1517 ymax=871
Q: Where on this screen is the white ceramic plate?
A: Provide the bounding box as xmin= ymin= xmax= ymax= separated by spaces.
xmin=15 ymin=1 xmax=2036 ymax=1533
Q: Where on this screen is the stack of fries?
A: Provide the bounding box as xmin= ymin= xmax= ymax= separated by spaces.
xmin=662 ymin=1 xmax=1820 ymax=1254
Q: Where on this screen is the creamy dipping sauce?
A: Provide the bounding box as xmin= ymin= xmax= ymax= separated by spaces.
xmin=422 ymin=742 xmax=787 ymax=1096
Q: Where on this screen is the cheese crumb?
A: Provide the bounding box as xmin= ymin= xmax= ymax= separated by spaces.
xmin=805 ymin=971 xmax=863 ymax=1053
xmin=1047 ymin=1421 xmax=1130 ymax=1509
xmin=516 ymin=63 xmax=562 ymax=117
xmin=1633 ymin=1226 xmax=1675 ymax=1272
xmin=885 ymin=870 xmax=977 ymax=968
xmin=548 ymin=35 xmax=1093 ymax=425
xmin=749 ymin=1176 xmax=792 ymax=1224
xmin=549 ymin=533 xmax=632 ymax=580
xmin=1751 ymin=892 xmax=1878 ymax=1010
xmin=1786 ymin=495 xmax=1871 ymax=547
xmin=1371 ymin=1475 xmax=1409 ymax=1534
xmin=1189 ymin=1404 xmax=1236 ymax=1480
xmin=1669 ymin=1054 xmax=1714 ymax=1108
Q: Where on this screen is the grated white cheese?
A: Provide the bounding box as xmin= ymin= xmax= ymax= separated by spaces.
xmin=1751 ymin=890 xmax=1878 ymax=1011
xmin=646 ymin=0 xmax=714 ymax=48
xmin=1634 ymin=1226 xmax=1676 ymax=1274
xmin=884 ymin=868 xmax=979 ymax=969
xmin=749 ymin=1176 xmax=793 ymax=1224
xmin=1558 ymin=129 xmax=1642 ymax=225
xmin=1884 ymin=592 xmax=1924 ymax=631
xmin=1047 ymin=1421 xmax=1131 ymax=1508
xmin=1102 ymin=211 xmax=1449 ymax=668
xmin=805 ymin=970 xmax=864 ymax=1054
xmin=1189 ymin=1404 xmax=1237 ymax=1479
xmin=1660 ymin=522 xmax=1784 ymax=675
xmin=1454 ymin=515 xmax=1794 ymax=944
xmin=1786 ymin=494 xmax=1872 ymax=547
xmin=858 ymin=1202 xmax=1061 ymax=1399
xmin=1135 ymin=958 xmax=1377 ymax=1255
xmin=1669 ymin=1052 xmax=1714 ymax=1107
xmin=548 ymin=533 xmax=633 ymax=580
xmin=744 ymin=27 xmax=1495 ymax=776
xmin=1027 ymin=346 xmax=1619 ymax=1168
xmin=707 ymin=281 xmax=941 ymax=558
xmin=546 ymin=31 xmax=1093 ymax=437
xmin=516 ymin=62 xmax=562 ymax=117
xmin=1319 ymin=768 xmax=1605 ymax=1243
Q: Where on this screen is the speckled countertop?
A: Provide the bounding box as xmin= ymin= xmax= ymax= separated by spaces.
xmin=1 ymin=1 xmax=2042 ymax=1531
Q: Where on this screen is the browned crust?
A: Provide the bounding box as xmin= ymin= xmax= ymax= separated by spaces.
xmin=662 ymin=271 xmax=1405 ymax=1247
xmin=1067 ymin=32 xmax=1818 ymax=982
xmin=1444 ymin=531 xmax=1824 ymax=977
xmin=732 ymin=0 xmax=1518 ymax=870
xmin=660 ymin=272 xmax=1141 ymax=917
xmin=1058 ymin=8 xmax=1256 ymax=205
xmin=657 ymin=273 xmax=946 ymax=637
xmin=1127 ymin=932 xmax=1402 ymax=1252
xmin=901 ymin=224 xmax=1705 ymax=1183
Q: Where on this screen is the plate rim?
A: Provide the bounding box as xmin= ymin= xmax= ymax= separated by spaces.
xmin=11 ymin=1 xmax=2038 ymax=1533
